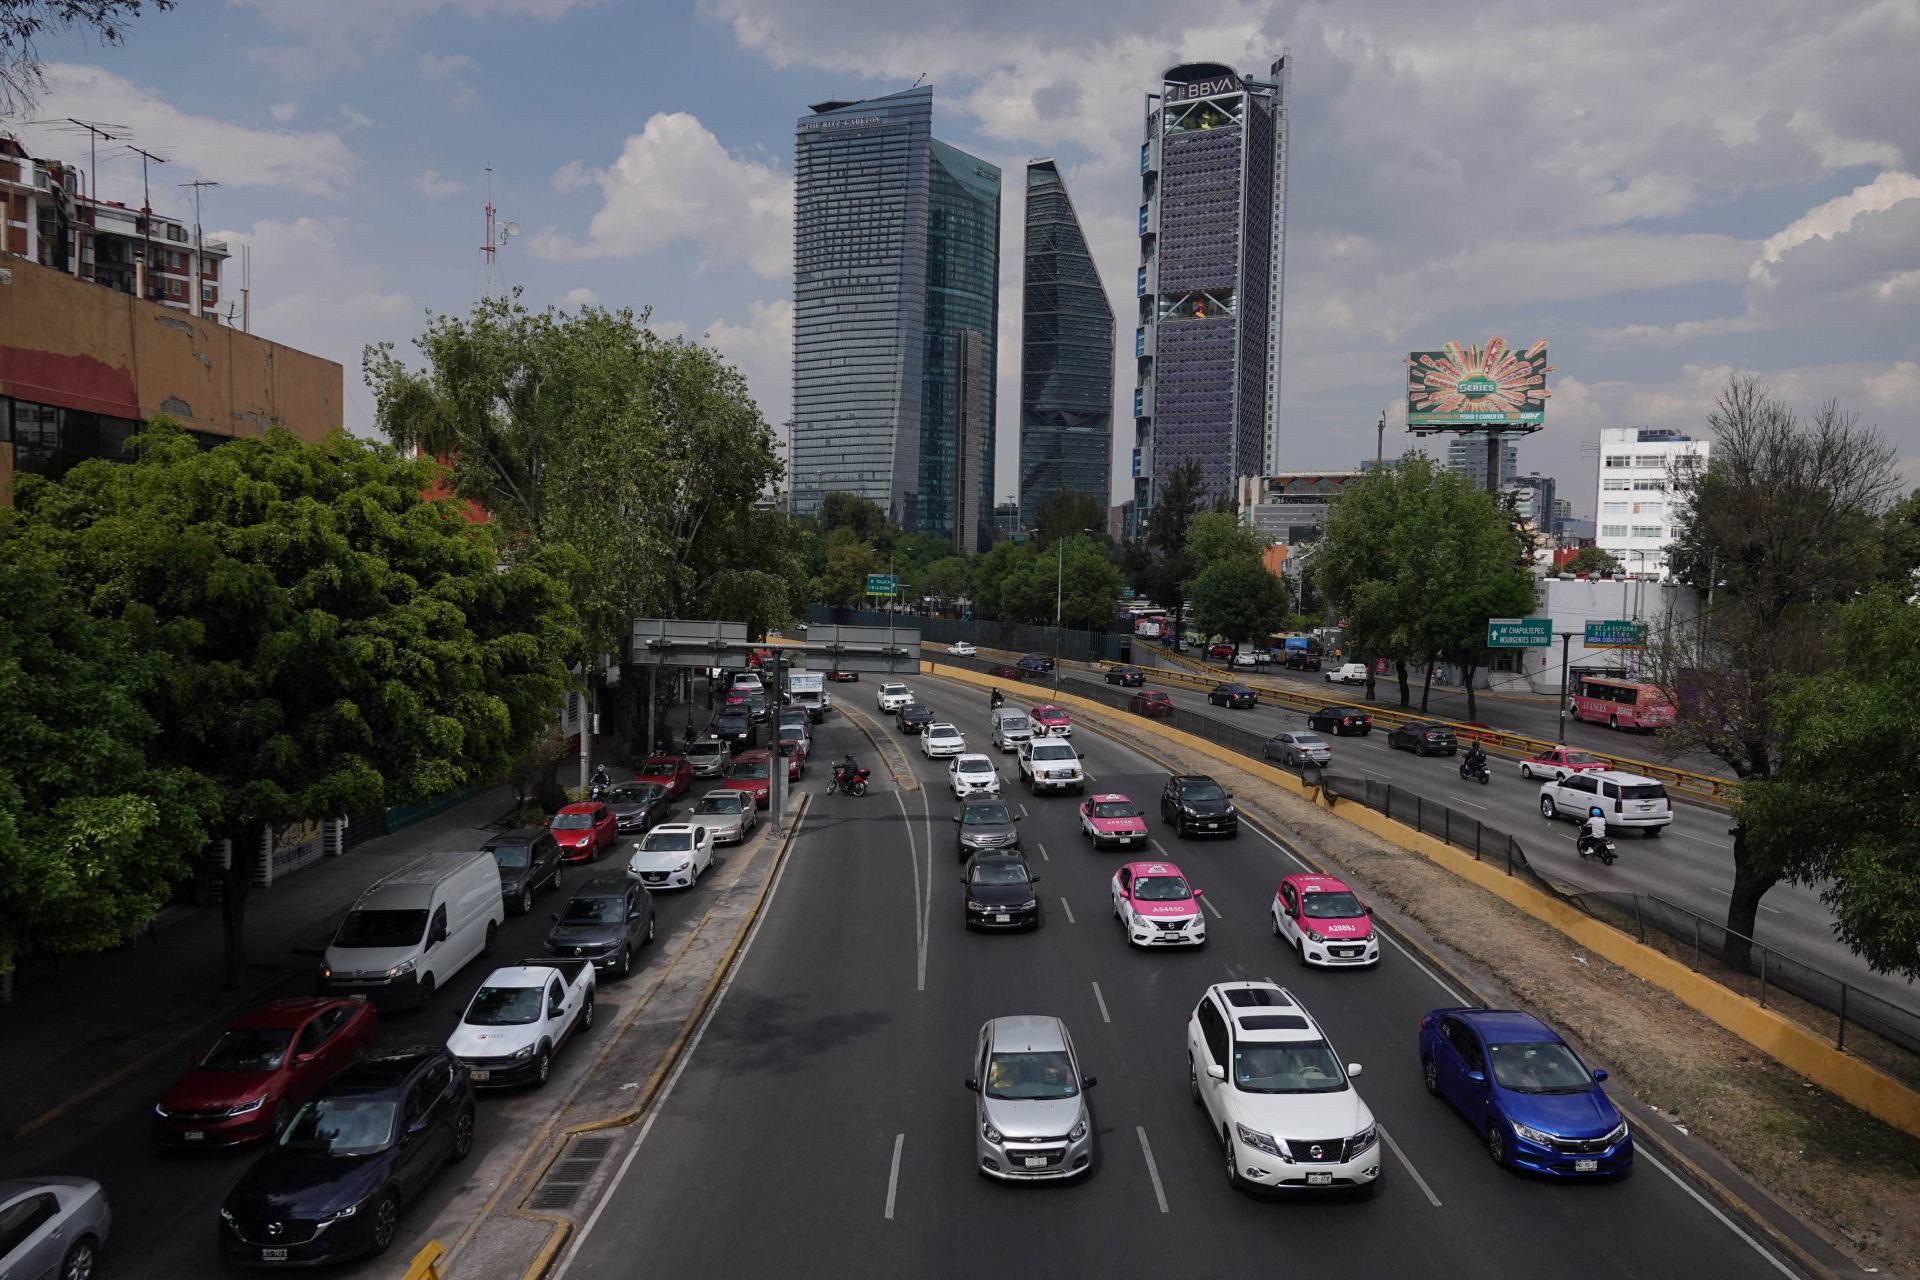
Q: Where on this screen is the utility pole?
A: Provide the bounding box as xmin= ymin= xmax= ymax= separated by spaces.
xmin=179 ymin=179 xmax=218 ymax=319
xmin=1375 ymin=410 xmax=1386 ymax=469
xmin=1554 ymin=629 xmax=1581 ymax=742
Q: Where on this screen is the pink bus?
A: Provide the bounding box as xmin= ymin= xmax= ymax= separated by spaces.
xmin=1571 ymin=676 xmax=1673 ymax=732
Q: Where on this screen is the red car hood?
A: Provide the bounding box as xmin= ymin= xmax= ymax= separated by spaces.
xmin=163 ymin=1067 xmax=279 ymax=1112
xmin=554 ymin=831 xmax=595 ymax=846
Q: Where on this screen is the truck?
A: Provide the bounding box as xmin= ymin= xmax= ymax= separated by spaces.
xmin=1017 ymin=738 xmax=1085 ymax=795
xmin=1325 ymin=662 xmax=1368 ymax=685
xmin=1135 ymin=617 xmax=1165 ymax=640
xmin=444 ymin=958 xmax=596 ymax=1089
xmin=787 ymin=670 xmax=830 ymax=721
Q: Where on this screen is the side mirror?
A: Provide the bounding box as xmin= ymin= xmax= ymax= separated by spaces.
xmin=959 ymin=874 xmax=969 ymax=884
xmin=1206 ymin=1063 xmax=1226 ymax=1081
xmin=1592 ymin=1068 xmax=1609 ymax=1082
xmin=549 ymin=913 xmax=560 ymax=924
xmin=190 ymin=1052 xmax=203 ymax=1067
xmin=1347 ymin=1063 xmax=1363 ymax=1078
xmin=964 ymin=1077 xmax=979 ymax=1092
xmin=293 ymin=1052 xmax=316 ymax=1066
xmin=1191 ymin=887 xmax=1204 ymax=897
xmin=1362 ymin=905 xmax=1373 ymax=916
xmin=951 ymin=816 xmax=961 ymax=824
xmin=1081 ymin=1075 xmax=1098 ymax=1090
xmin=1029 ymin=874 xmax=1041 ymax=883
xmin=1014 ymin=813 xmax=1024 ymax=821
xmin=404 ymin=1118 xmax=428 ymax=1142
xmin=1465 ymin=1070 xmax=1487 ymax=1086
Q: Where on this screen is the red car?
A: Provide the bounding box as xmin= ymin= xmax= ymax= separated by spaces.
xmin=1129 ymin=690 xmax=1175 ymax=718
xmin=152 ymin=997 xmax=377 ymax=1147
xmin=635 ymin=752 xmax=694 ymax=798
xmin=551 ymin=801 xmax=618 ymax=862
xmin=727 ymin=749 xmax=774 ymax=804
xmin=1028 ymin=704 xmax=1072 ymax=737
xmin=826 ymin=669 xmax=860 ymax=682
xmin=1207 ymin=642 xmax=1236 ymax=659
xmin=1518 ymin=745 xmax=1608 ymax=781
xmin=775 ymin=737 xmax=807 ymax=780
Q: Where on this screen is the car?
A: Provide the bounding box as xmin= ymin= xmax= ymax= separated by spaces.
xmin=1518 ymin=746 xmax=1608 ymax=781
xmin=1208 ymin=682 xmax=1258 ymax=709
xmin=1129 ymin=690 xmax=1174 ymax=718
xmin=684 ymin=738 xmax=733 ymax=778
xmin=1104 ymin=666 xmax=1145 ymax=687
xmin=152 ymin=998 xmax=379 ymax=1147
xmin=961 ymin=851 xmax=1041 ymax=930
xmin=633 ymin=753 xmax=693 ymax=799
xmin=1325 ymin=662 xmax=1369 ymax=685
xmin=1271 ymin=875 xmax=1379 ymax=967
xmin=965 ymin=1015 xmax=1096 ymax=1181
xmin=1306 ymin=705 xmax=1372 ymax=736
xmin=1419 ymin=1007 xmax=1632 ymax=1176
xmin=826 ymin=669 xmax=860 ymax=682
xmin=0 ymin=1177 xmax=110 ymax=1280
xmin=690 ymin=789 xmax=759 ymax=845
xmin=773 ymin=738 xmax=807 ymax=781
xmin=1017 ymin=739 xmax=1084 ymax=795
xmin=542 ymin=877 xmax=656 ymax=978
xmin=1263 ymin=731 xmax=1332 ymax=768
xmin=1112 ymin=861 xmax=1207 ymax=948
xmin=1207 ymin=642 xmax=1236 ymax=659
xmin=725 ymin=751 xmax=774 ymax=807
xmin=729 ymin=672 xmax=764 ymax=695
xmin=1387 ymin=721 xmax=1458 ymax=756
xmin=1188 ymin=983 xmax=1378 ymax=1194
xmin=446 ymin=959 xmax=596 ymax=1089
xmin=898 ymin=703 xmax=935 ymax=734
xmin=953 ymin=799 xmax=1021 ymax=860
xmin=483 ymin=828 xmax=565 ymax=916
xmin=989 ymin=707 xmax=1034 ymax=753
xmin=922 ymin=722 xmax=966 ymax=758
xmin=1079 ymin=793 xmax=1148 ymax=850
xmin=1284 ymin=651 xmax=1323 ymax=672
xmin=605 ymin=781 xmax=674 ymax=837
xmin=1537 ymin=770 xmax=1673 ymax=835
xmin=1028 ymin=704 xmax=1072 ymax=737
xmin=1015 ymin=656 xmax=1052 ymax=677
xmin=949 ymin=753 xmax=1002 ymax=800
xmin=218 ymin=1047 xmax=476 ymax=1266
xmin=550 ymin=802 xmax=618 ymax=863
xmin=741 ymin=691 xmax=771 ymax=723
xmin=877 ymin=682 xmax=913 ymax=714
xmin=709 ymin=709 xmax=757 ymax=750
xmin=1231 ymin=651 xmax=1262 ymax=668
xmin=948 ymin=641 xmax=977 ymax=657
xmin=627 ymin=823 xmax=716 ymax=890
xmin=987 ymin=663 xmax=1023 ymax=680
xmin=1161 ymin=775 xmax=1238 ymax=837
xmin=776 ymin=710 xmax=811 ymax=756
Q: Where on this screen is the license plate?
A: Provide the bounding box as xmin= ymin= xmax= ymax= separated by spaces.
xmin=995 ymin=913 xmax=1010 ymax=923
xmin=470 ymin=1070 xmax=491 ymax=1082
xmin=1204 ymin=822 xmax=1218 ymax=829
xmin=1575 ymin=1158 xmax=1599 ymax=1172
xmin=1306 ymin=1171 xmax=1332 ymax=1185
xmin=261 ymin=1249 xmax=289 ymax=1262
xmin=184 ymin=1130 xmax=205 ymax=1141
xmin=1023 ymin=1156 xmax=1048 ymax=1168
xmin=349 ymin=993 xmax=368 ymax=1003
xmin=1118 ymin=836 xmax=1133 ymax=844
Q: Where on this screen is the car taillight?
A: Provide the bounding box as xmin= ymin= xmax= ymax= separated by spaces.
xmin=1614 ymin=797 xmax=1623 ymax=813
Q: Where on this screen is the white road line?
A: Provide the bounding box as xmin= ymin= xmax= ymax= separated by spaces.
xmin=1454 ymin=798 xmax=1488 ymax=811
xmin=1150 ymin=837 xmax=1170 ymax=856
xmin=1243 ymin=822 xmax=1310 ymax=872
xmin=1378 ymin=930 xmax=1469 ymax=1004
xmin=1037 ymin=842 xmax=1050 ymax=861
xmin=1639 ymin=1146 xmax=1798 ymax=1277
xmin=884 ymin=1133 xmax=905 ymax=1220
xmin=1019 ymin=803 xmax=1029 ymax=818
xmin=1136 ymin=1126 xmax=1171 ymax=1214
xmin=1379 ymin=1126 xmax=1441 ymax=1206
xmin=895 ymin=791 xmax=927 ymax=992
xmin=1706 ymin=887 xmax=1783 ymax=916
xmin=918 ymin=785 xmax=936 ymax=986
xmin=1199 ymin=891 xmax=1223 ymax=920
xmin=1060 ymin=897 xmax=1076 ymax=923
xmin=1091 ymin=980 xmax=1112 ymax=1023
xmin=1364 ymin=768 xmax=1392 ymax=778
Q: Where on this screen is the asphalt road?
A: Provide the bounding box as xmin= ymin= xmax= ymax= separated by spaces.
xmin=554 ymin=673 xmax=1805 ymax=1280
xmin=1113 ymin=671 xmax=1920 ymax=1020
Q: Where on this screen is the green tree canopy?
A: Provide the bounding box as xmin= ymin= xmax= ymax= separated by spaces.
xmin=918 ymin=555 xmax=974 ymax=602
xmin=1560 ymin=545 xmax=1622 ymax=576
xmin=818 ymin=491 xmax=895 ymax=552
xmin=1185 ymin=509 xmax=1267 ymax=576
xmin=1033 ymin=489 xmax=1107 ymax=549
xmin=813 ymin=527 xmax=883 ymax=608
xmin=1131 ymin=457 xmax=1208 ymax=633
xmin=969 ymin=538 xmax=1039 ymax=620
xmin=1189 ymin=559 xmax=1293 ymax=649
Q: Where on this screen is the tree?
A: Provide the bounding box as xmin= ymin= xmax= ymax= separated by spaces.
xmin=7 ymin=423 xmax=583 ymax=987
xmin=813 ymin=527 xmax=882 ymax=608
xmin=1190 ymin=559 xmax=1293 ymax=651
xmin=506 ymin=725 xmax=571 ymax=814
xmin=1316 ymin=456 xmax=1424 ymax=702
xmin=1136 ymin=458 xmax=1208 ymax=636
xmin=918 ymin=555 xmax=973 ymax=602
xmin=818 ymin=491 xmax=895 ymax=552
xmin=1033 ymin=489 xmax=1106 ymax=549
xmin=1185 ymin=509 xmax=1267 ymax=578
xmin=1738 ymin=587 xmax=1920 ymax=979
xmin=0 ymin=560 xmax=212 ymax=984
xmin=969 ymin=538 xmax=1039 ymax=620
xmin=1561 ymin=545 xmax=1623 ymax=577
xmin=1403 ymin=472 xmax=1536 ymax=718
xmin=1 ymin=0 xmax=172 ymax=112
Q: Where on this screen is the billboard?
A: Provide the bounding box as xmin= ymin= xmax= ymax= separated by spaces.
xmin=1406 ymin=338 xmax=1552 ymax=427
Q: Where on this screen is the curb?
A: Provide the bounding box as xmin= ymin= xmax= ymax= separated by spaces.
xmin=836 ymin=702 xmax=920 ymax=792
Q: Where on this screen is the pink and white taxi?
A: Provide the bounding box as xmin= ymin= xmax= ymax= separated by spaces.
xmin=1029 ymin=704 xmax=1072 ymax=737
xmin=1111 ymin=861 xmax=1207 ymax=948
xmin=1079 ymin=793 xmax=1148 ymax=850
xmin=1271 ymin=874 xmax=1379 ymax=968
xmin=1517 ymin=745 xmax=1607 ymax=781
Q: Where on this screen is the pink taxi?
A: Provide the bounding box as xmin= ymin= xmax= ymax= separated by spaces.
xmin=1517 ymin=745 xmax=1607 ymax=782
xmin=1111 ymin=861 xmax=1207 ymax=948
xmin=1029 ymin=704 xmax=1072 ymax=737
xmin=1270 ymin=874 xmax=1379 ymax=968
xmin=1079 ymin=793 xmax=1147 ymax=850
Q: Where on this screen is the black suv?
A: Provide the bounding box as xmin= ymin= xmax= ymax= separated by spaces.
xmin=543 ymin=878 xmax=655 ymax=980
xmin=897 ymin=703 xmax=934 ymax=734
xmin=710 ymin=709 xmax=756 ymax=750
xmin=218 ymin=1047 xmax=476 ymax=1267
xmin=1387 ymin=721 xmax=1458 ymax=756
xmin=484 ymin=828 xmax=564 ymax=916
xmin=1160 ymin=775 xmax=1239 ymax=838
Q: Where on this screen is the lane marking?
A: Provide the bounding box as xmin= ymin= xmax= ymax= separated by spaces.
xmin=1638 ymin=1146 xmax=1798 ymax=1277
xmin=1150 ymin=838 xmax=1170 ymax=856
xmin=1199 ymin=891 xmax=1223 ymax=920
xmin=1037 ymin=841 xmax=1050 ymax=861
xmin=1378 ymin=931 xmax=1469 ymax=1005
xmin=1707 ymin=887 xmax=1782 ymax=916
xmin=1060 ymin=897 xmax=1076 ymax=924
xmin=918 ymin=784 xmax=936 ymax=988
xmin=1453 ymin=798 xmax=1488 ymax=811
xmin=1380 ymin=1125 xmax=1441 ymax=1206
xmin=1091 ymin=980 xmax=1112 ymax=1024
xmin=1018 ymin=802 xmax=1029 ymax=818
xmin=1364 ymin=768 xmax=1391 ymax=778
xmin=884 ymin=1133 xmax=905 ymax=1220
xmin=1137 ymin=1126 xmax=1171 ymax=1214
xmin=1243 ymin=823 xmax=1311 ymax=873
xmin=895 ymin=791 xmax=927 ymax=992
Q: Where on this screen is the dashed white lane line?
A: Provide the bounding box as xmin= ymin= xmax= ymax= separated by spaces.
xmin=1243 ymin=822 xmax=1310 ymax=872
xmin=1150 ymin=837 xmax=1170 ymax=856
xmin=1199 ymin=891 xmax=1223 ymax=920
xmin=1060 ymin=897 xmax=1076 ymax=924
xmin=1037 ymin=841 xmax=1050 ymax=861
xmin=1137 ymin=1127 xmax=1171 ymax=1214
xmin=1091 ymin=980 xmax=1112 ymax=1024
xmin=1380 ymin=1126 xmax=1441 ymax=1206
xmin=1019 ymin=803 xmax=1030 ymax=818
xmin=884 ymin=1133 xmax=904 ymax=1220
xmin=1379 ymin=931 xmax=1468 ymax=1004
xmin=1364 ymin=768 xmax=1392 ymax=779
xmin=1639 ymin=1147 xmax=1798 ymax=1277
xmin=1453 ymin=798 xmax=1488 ymax=810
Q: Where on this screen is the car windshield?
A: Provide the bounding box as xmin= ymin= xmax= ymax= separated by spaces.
xmin=639 ymin=830 xmax=692 ymax=852
xmin=278 ymin=1097 xmax=399 ymax=1157
xmin=1488 ymin=1041 xmax=1594 ymax=1093
xmin=200 ymin=1027 xmax=293 ymax=1071
xmin=552 ymin=813 xmax=594 ymax=830
xmin=1092 ymin=801 xmax=1136 ymax=819
xmin=882 ymin=685 xmax=906 ymax=695
xmin=958 ymin=759 xmax=993 ymax=775
xmin=962 ymin=803 xmax=1011 ymax=825
xmin=716 ymin=713 xmax=749 ymax=728
xmin=1619 ymin=783 xmax=1667 ymax=800
xmin=562 ymin=896 xmax=622 ymax=924
xmin=1565 ymin=751 xmax=1601 ymax=766
xmin=464 ymin=985 xmax=542 ymax=1026
xmin=985 ymin=1050 xmax=1078 ymax=1100
xmin=730 ymin=761 xmax=770 ymax=780
xmin=1301 ymin=891 xmax=1364 ymax=919
xmin=1294 ymin=734 xmax=1328 ymax=748
xmin=489 ymin=843 xmax=532 ymax=871
xmin=970 ymin=861 xmax=1031 ymax=886
xmin=637 ymin=762 xmax=675 ymax=778
xmin=335 ymin=909 xmax=426 ymax=948
xmin=1033 ymin=744 xmax=1074 ymax=760
xmin=1179 ymin=782 xmax=1226 ymax=802
xmin=929 ymin=726 xmax=958 ymax=738
xmin=698 ymin=795 xmax=744 ymax=815
xmin=1232 ymin=1040 xmax=1347 ymax=1093
xmin=903 ymin=704 xmax=926 ymax=715
xmin=688 ymin=742 xmax=724 ymax=757
xmin=1000 ymin=716 xmax=1030 ymax=731
xmin=1133 ymin=875 xmax=1190 ymax=901
xmin=610 ymin=784 xmax=661 ymax=803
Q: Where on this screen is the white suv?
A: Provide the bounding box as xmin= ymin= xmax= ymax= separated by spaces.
xmin=1187 ymin=982 xmax=1379 ymax=1193
xmin=1537 ymin=770 xmax=1672 ymax=835
xmin=877 ymin=683 xmax=912 ymax=714
xmin=1018 ymin=740 xmax=1084 ymax=795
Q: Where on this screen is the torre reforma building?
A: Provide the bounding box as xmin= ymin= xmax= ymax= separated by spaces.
xmin=790 ymin=86 xmax=1001 ymax=549
xmin=1133 ymin=58 xmax=1290 ymax=516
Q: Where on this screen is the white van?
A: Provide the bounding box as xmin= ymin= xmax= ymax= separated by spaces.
xmin=990 ymin=707 xmax=1034 ymax=753
xmin=787 ymin=670 xmax=830 ymax=721
xmin=320 ymin=850 xmax=505 ymax=1010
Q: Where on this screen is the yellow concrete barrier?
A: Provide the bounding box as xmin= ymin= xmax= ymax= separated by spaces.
xmin=403 ymin=1240 xmax=446 ymax=1280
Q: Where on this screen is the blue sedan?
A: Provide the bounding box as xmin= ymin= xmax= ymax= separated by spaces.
xmin=1418 ymin=1007 xmax=1632 ymax=1177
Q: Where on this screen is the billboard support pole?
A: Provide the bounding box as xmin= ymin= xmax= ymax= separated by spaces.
xmin=1485 ymin=433 xmax=1501 ymax=495
xmin=1555 ymin=630 xmax=1578 ymax=743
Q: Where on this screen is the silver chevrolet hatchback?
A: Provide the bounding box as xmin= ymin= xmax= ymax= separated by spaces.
xmin=965 ymin=1015 xmax=1097 ymax=1180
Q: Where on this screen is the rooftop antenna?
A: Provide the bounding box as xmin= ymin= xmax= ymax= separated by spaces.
xmin=127 ymin=144 xmax=167 ymax=301
xmin=480 ymin=163 xmax=518 ymax=297
xmin=179 ymin=178 xmax=218 ymax=319
xmin=910 ymin=72 xmax=926 ymax=88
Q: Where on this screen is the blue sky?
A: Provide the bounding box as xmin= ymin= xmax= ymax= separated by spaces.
xmin=15 ymin=0 xmax=1919 ymax=517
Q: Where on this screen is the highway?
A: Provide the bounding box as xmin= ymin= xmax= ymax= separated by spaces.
xmin=555 ymin=672 xmax=1804 ymax=1280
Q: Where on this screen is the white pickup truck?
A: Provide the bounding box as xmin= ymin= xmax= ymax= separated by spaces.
xmin=1017 ymin=738 xmax=1085 ymax=795
xmin=445 ymin=958 xmax=596 ymax=1089
xmin=1325 ymin=662 xmax=1369 ymax=685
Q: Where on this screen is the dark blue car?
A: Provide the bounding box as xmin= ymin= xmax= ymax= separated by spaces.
xmin=1418 ymin=1008 xmax=1632 ymax=1177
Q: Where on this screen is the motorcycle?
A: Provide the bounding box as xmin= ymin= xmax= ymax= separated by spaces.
xmin=989 ymin=691 xmax=1005 ymax=711
xmin=827 ymin=765 xmax=871 ymax=797
xmin=1577 ymin=832 xmax=1618 ymax=866
xmin=588 ymin=773 xmax=612 ymax=802
xmin=1459 ymin=757 xmax=1490 ymax=785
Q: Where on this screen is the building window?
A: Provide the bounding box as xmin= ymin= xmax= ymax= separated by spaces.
xmin=1633 ymin=455 xmax=1666 ymax=467
xmin=1601 ymin=478 xmax=1629 ymax=490
xmin=1600 ymin=524 xmax=1629 ymax=538
xmin=1602 ymin=502 xmax=1628 ymax=514
xmin=1604 ymin=455 xmax=1632 ymax=467
xmin=1635 ymin=501 xmax=1663 ymax=514
xmin=1632 ymin=478 xmax=1664 ymax=490
xmin=1631 ymin=525 xmax=1662 ymax=538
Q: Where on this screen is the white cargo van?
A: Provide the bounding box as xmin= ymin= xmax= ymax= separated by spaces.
xmin=320 ymin=850 xmax=505 ymax=1011
xmin=787 ymin=670 xmax=830 ymax=721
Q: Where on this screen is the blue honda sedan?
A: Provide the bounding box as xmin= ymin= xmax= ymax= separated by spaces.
xmin=1418 ymin=1007 xmax=1632 ymax=1177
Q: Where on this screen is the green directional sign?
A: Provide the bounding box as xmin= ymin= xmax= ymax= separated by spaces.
xmin=1122 ymin=587 xmax=1137 ymax=599
xmin=1584 ymin=619 xmax=1647 ymax=649
xmin=866 ymin=574 xmax=898 ymax=598
xmin=1487 ymin=616 xmax=1552 ymax=647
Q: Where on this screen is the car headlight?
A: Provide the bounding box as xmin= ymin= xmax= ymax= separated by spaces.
xmin=967 ymin=900 xmax=988 ymax=911
xmin=1600 ymin=1120 xmax=1629 ymax=1146
xmin=320 ymin=1202 xmax=358 ymax=1224
xmin=1130 ymin=911 xmax=1147 ymax=928
xmin=1182 ymin=804 xmax=1199 ymax=816
xmin=1511 ymin=1120 xmax=1556 ymax=1146
xmin=154 ymin=1102 xmax=173 ymax=1118
xmin=386 ymin=957 xmax=417 ymax=978
xmin=227 ymin=1095 xmax=267 ymax=1117
xmin=1018 ymin=899 xmax=1036 ymax=911
xmin=220 ymin=1207 xmax=236 ymax=1225
xmin=1069 ymin=1116 xmax=1088 ymax=1142
xmin=675 ymin=861 xmax=693 ymax=873
xmin=1235 ymin=1123 xmax=1283 ymax=1158
xmin=510 ymin=1044 xmax=537 ymax=1061
xmin=982 ymin=1123 xmax=1003 ymax=1143
xmin=1349 ymin=1123 xmax=1378 ymax=1155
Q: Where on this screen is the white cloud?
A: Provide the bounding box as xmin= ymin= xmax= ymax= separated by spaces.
xmin=337 ymin=104 xmax=377 ymax=131
xmin=550 ymin=160 xmax=595 ymax=193
xmin=702 ymin=299 xmax=794 ymax=427
xmin=417 ymin=50 xmax=480 ymax=112
xmin=414 ymin=169 xmax=467 ymax=200
xmin=1864 ymin=362 xmax=1920 ymax=410
xmin=532 ymin=112 xmax=791 ymax=280
xmin=235 ymin=0 xmax=600 ymax=78
xmin=559 ymin=286 xmax=600 ymax=307
xmin=269 ymin=101 xmax=298 ymax=123
xmin=1756 ymin=170 xmax=1920 ymax=273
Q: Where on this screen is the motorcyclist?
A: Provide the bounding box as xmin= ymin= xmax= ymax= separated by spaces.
xmin=590 ymin=763 xmax=611 ymax=791
xmin=1462 ymin=740 xmax=1488 ymax=776
xmin=833 ymin=752 xmax=860 ymax=786
xmin=1579 ymin=806 xmax=1609 ymax=856
xmin=989 ymin=687 xmax=1005 ymax=710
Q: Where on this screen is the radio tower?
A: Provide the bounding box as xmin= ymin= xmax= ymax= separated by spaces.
xmin=479 ymin=163 xmax=517 ymax=296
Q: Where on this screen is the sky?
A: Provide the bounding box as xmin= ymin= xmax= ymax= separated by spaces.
xmin=13 ymin=0 xmax=1919 ymax=520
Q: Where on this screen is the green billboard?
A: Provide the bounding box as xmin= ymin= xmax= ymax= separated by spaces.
xmin=866 ymin=574 xmax=898 ymax=597
xmin=1584 ymin=619 xmax=1647 ymax=648
xmin=1487 ymin=617 xmax=1552 ymax=648
xmin=1407 ymin=337 xmax=1553 ymax=427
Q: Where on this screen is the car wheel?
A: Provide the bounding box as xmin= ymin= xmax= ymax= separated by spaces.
xmin=1422 ymin=1057 xmax=1440 ymax=1096
xmin=60 ymin=1237 xmax=97 ymax=1280
xmin=1540 ymin=796 xmax=1558 ymax=820
xmin=518 ymin=885 xmax=533 ymax=915
xmin=535 ymin=1045 xmax=552 ymax=1087
xmin=368 ymin=1191 xmax=400 ymax=1254
xmin=1190 ymin=1058 xmax=1202 ymax=1105
xmin=582 ymin=995 xmax=596 ymax=1031
xmin=615 ymin=945 xmax=631 ymax=979
xmin=451 ymin=1106 xmax=476 ymax=1161
xmin=1520 ymin=764 xmax=1533 ymax=779
xmin=1609 ymin=714 xmax=1620 ymax=730
xmin=1486 ymin=1121 xmax=1508 ymax=1167
xmin=1646 ymin=826 xmax=1664 ymax=838
xmin=1224 ymin=1126 xmax=1248 ymax=1190
xmin=271 ymin=1099 xmax=294 ymax=1135
xmin=1296 ymin=938 xmax=1309 ymax=967
xmin=416 ymin=975 xmax=436 ymax=1012
xmin=482 ymin=919 xmax=497 ymax=955
xmin=1270 ymin=910 xmax=1280 ymax=936
xmin=646 ymin=914 xmax=657 ymax=943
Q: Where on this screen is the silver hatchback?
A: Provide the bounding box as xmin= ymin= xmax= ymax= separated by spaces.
xmin=965 ymin=1016 xmax=1096 ymax=1181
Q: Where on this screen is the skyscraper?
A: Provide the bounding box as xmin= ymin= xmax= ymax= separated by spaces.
xmin=1133 ymin=57 xmax=1290 ymax=513
xmin=789 ymin=87 xmax=999 ymax=545
xmin=1020 ymin=158 xmax=1114 ymax=528
xmin=1446 ymin=431 xmax=1519 ymax=489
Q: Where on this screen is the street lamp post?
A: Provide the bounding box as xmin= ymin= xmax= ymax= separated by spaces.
xmin=1554 ymin=629 xmax=1582 ymax=742
xmin=1052 ymin=527 xmax=1098 ymax=687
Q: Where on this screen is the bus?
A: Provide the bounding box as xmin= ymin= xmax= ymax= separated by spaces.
xmin=1271 ymin=634 xmax=1324 ymax=671
xmin=1571 ymin=676 xmax=1673 ymax=732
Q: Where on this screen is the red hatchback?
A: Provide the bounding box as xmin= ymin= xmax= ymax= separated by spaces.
xmin=152 ymin=997 xmax=377 ymax=1147
xmin=551 ymin=802 xmax=618 ymax=862
xmin=727 ymin=750 xmax=774 ymax=805
xmin=635 ymin=753 xmax=694 ymax=798
xmin=1129 ymin=690 xmax=1175 ymax=718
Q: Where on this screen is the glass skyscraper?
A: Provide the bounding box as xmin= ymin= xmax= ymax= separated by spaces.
xmin=920 ymin=140 xmax=1000 ymax=550
xmin=1133 ymin=57 xmax=1290 ymax=513
xmin=1019 ymin=158 xmax=1113 ymax=529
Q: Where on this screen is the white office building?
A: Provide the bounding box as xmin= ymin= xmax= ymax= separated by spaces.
xmin=1593 ymin=427 xmax=1709 ymax=578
